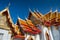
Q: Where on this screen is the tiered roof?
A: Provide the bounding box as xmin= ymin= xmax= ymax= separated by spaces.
xmin=25 ymin=18 xmax=41 ymax=33
xmin=28 ymin=10 xmax=43 ymax=25
xmin=13 ymin=25 xmax=25 ymax=39
xmin=0 ymin=8 xmax=13 ymax=30
xmin=28 ymin=9 xmax=60 ymax=26
xmin=0 ymin=8 xmax=25 ymax=39
xmin=1 ymin=8 xmax=60 ymax=39
xmin=17 ymin=18 xmax=41 ymax=35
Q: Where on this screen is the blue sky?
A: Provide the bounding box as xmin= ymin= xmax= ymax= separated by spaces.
xmin=0 ymin=0 xmax=60 ymax=23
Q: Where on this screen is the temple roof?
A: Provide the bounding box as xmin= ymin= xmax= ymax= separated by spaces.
xmin=0 ymin=8 xmax=25 ymax=38
xmin=28 ymin=10 xmax=60 ymax=26
xmin=0 ymin=8 xmax=14 ymax=30
xmin=25 ymin=19 xmax=41 ymax=33
xmin=28 ymin=11 xmax=44 ymax=25
xmin=17 ymin=18 xmax=41 ymax=34
xmin=13 ymin=25 xmax=25 ymax=38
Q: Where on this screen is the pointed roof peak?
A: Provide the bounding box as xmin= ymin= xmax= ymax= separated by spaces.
xmin=36 ymin=9 xmax=43 ymax=16
xmin=0 ymin=2 xmax=11 ymax=13
xmin=18 ymin=16 xmax=20 ymax=19
xmin=29 ymin=8 xmax=33 ymax=13
xmin=36 ymin=9 xmax=42 ymax=14
xmin=8 ymin=2 xmax=10 ymax=8
xmin=18 ymin=17 xmax=24 ymax=21
xmin=36 ymin=9 xmax=39 ymax=12
xmin=50 ymin=8 xmax=52 ymax=12
xmin=34 ymin=10 xmax=36 ymax=12
xmin=17 ymin=16 xmax=22 ymax=20
xmin=54 ymin=9 xmax=58 ymax=12
xmin=0 ymin=8 xmax=8 ymax=13
xmin=5 ymin=2 xmax=10 ymax=10
xmin=25 ymin=17 xmax=28 ymax=20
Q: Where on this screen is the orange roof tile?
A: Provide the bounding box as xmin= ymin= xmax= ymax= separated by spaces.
xmin=18 ymin=18 xmax=41 ymax=34
xmin=26 ymin=19 xmax=41 ymax=33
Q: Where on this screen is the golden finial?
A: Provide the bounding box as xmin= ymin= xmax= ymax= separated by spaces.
xmin=5 ymin=2 xmax=10 ymax=9
xmin=18 ymin=16 xmax=20 ymax=20
xmin=34 ymin=10 xmax=36 ymax=12
xmin=29 ymin=8 xmax=33 ymax=13
xmin=50 ymin=8 xmax=52 ymax=12
xmin=54 ymin=8 xmax=58 ymax=12
xmin=36 ymin=9 xmax=40 ymax=12
xmin=25 ymin=17 xmax=28 ymax=20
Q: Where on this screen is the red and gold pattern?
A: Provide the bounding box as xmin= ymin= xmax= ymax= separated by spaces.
xmin=26 ymin=19 xmax=41 ymax=33
xmin=13 ymin=35 xmax=25 ymax=39
xmin=18 ymin=18 xmax=41 ymax=34
xmin=44 ymin=20 xmax=51 ymax=27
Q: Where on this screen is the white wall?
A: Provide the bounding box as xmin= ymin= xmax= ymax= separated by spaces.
xmin=51 ymin=26 xmax=60 ymax=40
xmin=25 ymin=34 xmax=35 ymax=40
xmin=0 ymin=29 xmax=11 ymax=40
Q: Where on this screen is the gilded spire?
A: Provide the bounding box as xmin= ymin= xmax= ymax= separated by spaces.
xmin=50 ymin=8 xmax=52 ymax=12
xmin=25 ymin=17 xmax=28 ymax=21
xmin=36 ymin=9 xmax=43 ymax=17
xmin=49 ymin=8 xmax=52 ymax=20
xmin=5 ymin=2 xmax=10 ymax=9
xmin=34 ymin=10 xmax=36 ymax=12
xmin=17 ymin=16 xmax=24 ymax=21
xmin=55 ymin=8 xmax=58 ymax=22
xmin=29 ymin=8 xmax=33 ymax=13
xmin=36 ymin=9 xmax=40 ymax=13
xmin=8 ymin=2 xmax=10 ymax=8
xmin=18 ymin=16 xmax=20 ymax=20
xmin=54 ymin=9 xmax=58 ymax=12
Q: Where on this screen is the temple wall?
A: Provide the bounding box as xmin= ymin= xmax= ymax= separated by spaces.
xmin=51 ymin=26 xmax=60 ymax=40
xmin=0 ymin=29 xmax=11 ymax=40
